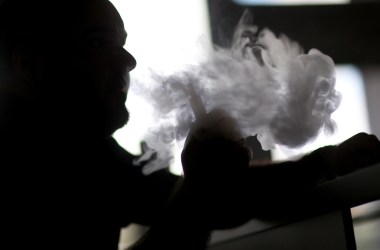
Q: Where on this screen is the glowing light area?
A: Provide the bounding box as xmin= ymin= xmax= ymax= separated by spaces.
xmin=110 ymin=0 xmax=211 ymax=75
xmin=234 ymin=0 xmax=349 ymax=5
xmin=110 ymin=0 xmax=211 ymax=174
xmin=113 ymin=93 xmax=154 ymax=155
xmin=272 ymin=65 xmax=371 ymax=161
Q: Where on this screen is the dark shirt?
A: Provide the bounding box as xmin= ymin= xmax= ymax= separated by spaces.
xmin=2 ymin=137 xmax=179 ymax=250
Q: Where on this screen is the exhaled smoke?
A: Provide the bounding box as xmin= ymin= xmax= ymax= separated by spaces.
xmin=133 ymin=11 xmax=341 ymax=174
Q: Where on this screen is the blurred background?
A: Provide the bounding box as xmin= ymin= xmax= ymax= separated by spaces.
xmin=109 ymin=0 xmax=380 ymax=248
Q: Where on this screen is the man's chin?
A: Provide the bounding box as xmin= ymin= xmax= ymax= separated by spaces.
xmin=103 ymin=105 xmax=130 ymax=137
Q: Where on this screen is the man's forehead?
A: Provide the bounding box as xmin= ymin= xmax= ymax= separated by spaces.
xmin=79 ymin=0 xmax=126 ymax=34
xmin=82 ymin=26 xmax=127 ymax=40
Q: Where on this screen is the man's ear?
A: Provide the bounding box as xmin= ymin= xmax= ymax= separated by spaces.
xmin=12 ymin=46 xmax=44 ymax=96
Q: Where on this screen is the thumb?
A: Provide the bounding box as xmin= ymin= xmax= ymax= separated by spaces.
xmin=189 ymin=108 xmax=243 ymax=143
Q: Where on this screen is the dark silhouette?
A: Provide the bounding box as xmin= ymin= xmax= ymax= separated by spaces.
xmin=1 ymin=0 xmax=379 ymax=249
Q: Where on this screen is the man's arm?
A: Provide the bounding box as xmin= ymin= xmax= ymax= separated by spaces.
xmin=127 ymin=110 xmax=251 ymax=249
xmin=244 ymin=132 xmax=380 ymax=217
xmin=126 ymin=127 xmax=380 ymax=249
xmin=128 ymin=177 xmax=212 ymax=250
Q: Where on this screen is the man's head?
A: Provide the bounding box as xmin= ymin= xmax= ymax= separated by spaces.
xmin=0 ymin=0 xmax=136 ymax=138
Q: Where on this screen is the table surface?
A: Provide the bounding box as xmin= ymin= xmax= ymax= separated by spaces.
xmin=210 ymin=162 xmax=380 ymax=245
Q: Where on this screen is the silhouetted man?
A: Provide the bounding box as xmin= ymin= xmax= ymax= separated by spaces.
xmin=1 ymin=0 xmax=379 ymax=249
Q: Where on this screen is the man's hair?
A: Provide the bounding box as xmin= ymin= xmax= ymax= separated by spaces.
xmin=1 ymin=0 xmax=59 ymax=60
xmin=0 ymin=0 xmax=94 ymax=78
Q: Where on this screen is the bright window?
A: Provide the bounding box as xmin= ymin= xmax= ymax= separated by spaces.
xmin=110 ymin=1 xmax=370 ymax=174
xmin=110 ymin=0 xmax=211 ymax=175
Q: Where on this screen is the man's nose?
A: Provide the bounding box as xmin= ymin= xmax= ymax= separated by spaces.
xmin=123 ymin=49 xmax=136 ymax=72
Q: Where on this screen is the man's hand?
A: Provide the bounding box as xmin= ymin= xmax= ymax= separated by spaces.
xmin=181 ymin=109 xmax=252 ymax=229
xmin=294 ymin=132 xmax=380 ymax=183
xmin=326 ymin=132 xmax=380 ymax=176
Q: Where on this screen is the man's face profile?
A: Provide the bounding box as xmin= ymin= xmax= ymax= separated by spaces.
xmin=38 ymin=0 xmax=136 ymax=138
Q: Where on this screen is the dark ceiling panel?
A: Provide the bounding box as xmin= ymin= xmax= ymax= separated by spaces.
xmin=208 ymin=1 xmax=380 ymax=64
